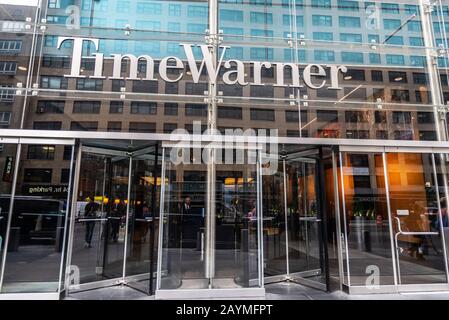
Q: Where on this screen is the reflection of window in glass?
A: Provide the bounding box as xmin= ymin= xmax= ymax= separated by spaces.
xmin=385 ymin=36 xmax=404 ymax=45
xmin=40 ymin=76 xmax=68 ymax=89
xmin=392 ymin=111 xmax=411 ymax=124
xmin=220 ymin=9 xmax=243 ymax=22
xmin=165 ymin=82 xmax=178 ymax=94
xmin=27 ymin=145 xmax=55 ymax=160
xmin=312 ymin=0 xmax=331 ymax=9
xmin=337 ymin=0 xmax=359 ymax=11
xmin=343 ymin=87 xmax=367 ymax=100
xmin=137 ymin=2 xmax=162 ymax=14
xmin=376 ymin=130 xmax=388 ymax=139
xmin=164 ymin=103 xmax=178 ymax=116
xmin=353 ymin=176 xmax=371 ymax=188
xmin=409 ymin=37 xmax=424 ymax=47
xmin=185 ymin=104 xmax=207 ymax=117
xmin=116 ymin=1 xmax=130 ymax=13
xmin=185 ymin=82 xmax=208 ymax=95
xmin=408 ymin=20 xmax=422 ymax=32
xmin=250 ymin=12 xmax=273 ymax=24
xmin=419 ymin=131 xmax=437 ymax=141
xmin=285 ymin=110 xmax=307 ymax=123
xmin=33 ymin=121 xmax=62 ymax=130
xmin=440 ymin=74 xmax=448 ymax=86
xmin=368 ymin=34 xmax=380 ymax=43
xmin=412 ymin=72 xmax=429 ymax=84
xmin=185 ymin=124 xmax=207 ymax=134
xmin=316 ymin=87 xmax=338 ymax=98
xmin=73 ymin=101 xmax=101 ymax=114
xmin=282 ymin=15 xmax=304 ymax=27
xmin=417 ymin=112 xmax=434 ymax=124
xmin=163 ymin=123 xmax=177 ymax=133
xmin=218 ymin=106 xmax=242 ymax=119
xmin=218 ymin=84 xmax=243 ymax=96
xmin=415 ymin=90 xmax=432 ymax=104
xmin=132 ymin=81 xmax=158 ymax=93
xmin=0 ymin=40 xmax=21 ymax=54
xmin=390 ymin=90 xmax=410 ymax=102
xmin=393 ymin=130 xmax=413 ymax=140
xmin=109 ymin=101 xmax=123 ymax=114
xmin=386 ymin=54 xmax=405 ymax=65
xmin=107 ymin=122 xmax=122 ymax=132
xmin=374 ymin=110 xmax=387 ymax=123
xmin=63 ymin=145 xmax=72 ymax=160
xmin=346 ymin=130 xmax=370 ymax=139
xmin=410 ymin=56 xmax=426 ymax=67
xmin=317 ymin=129 xmax=339 ymax=138
xmin=371 ymin=70 xmax=383 ymax=82
xmin=76 ymin=78 xmax=103 ymax=91
xmin=381 ymin=3 xmax=399 ymax=14
xmin=369 ymin=53 xmax=381 ymax=64
xmin=313 ymin=32 xmax=333 ymax=41
xmin=404 ymin=4 xmax=419 ymax=15
xmin=131 ymin=102 xmax=157 ymax=114
xmin=388 ymin=71 xmax=407 ymax=83
xmin=345 ymin=69 xmax=365 ymax=81
xmin=349 ymin=154 xmax=369 ymax=167
xmin=317 ymin=110 xmax=338 ymax=122
xmin=388 ymin=172 xmax=401 ymax=185
xmin=339 ymin=16 xmax=360 ymax=28
xmin=0 ymin=85 xmax=13 ymax=102
xmin=407 ymin=172 xmax=424 ymax=186
xmin=345 ymin=111 xmax=369 ymax=123
xmin=383 ymin=18 xmax=401 ymax=30
xmin=128 ymin=122 xmax=156 ymax=133
xmin=250 ymin=108 xmax=275 ymax=121
xmin=60 ymin=169 xmax=70 ymax=184
xmin=314 ymin=50 xmax=335 ymax=61
xmin=340 ymin=33 xmax=362 ymax=43
xmin=312 ymin=15 xmax=332 ymax=27
xmin=24 ymin=169 xmax=52 ymax=183
xmin=37 ymin=101 xmax=65 ymax=114
xmin=250 ymin=85 xmax=274 ymax=98
xmin=168 ymin=4 xmax=181 ymax=16
xmin=42 ymin=56 xmax=71 ymax=68
xmin=70 ymin=121 xmax=98 ymax=131
xmin=250 ymin=47 xmax=273 ymax=60
xmin=0 ymin=111 xmax=11 ymax=127
xmin=187 ymin=5 xmax=208 ymax=17
xmin=0 ymin=61 xmax=16 ymax=74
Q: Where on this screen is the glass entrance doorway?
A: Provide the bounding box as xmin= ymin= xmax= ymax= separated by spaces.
xmin=67 ymin=140 xmax=160 ymax=295
xmin=156 ymin=144 xmax=264 ymax=297
xmin=262 ymin=146 xmax=330 ymax=291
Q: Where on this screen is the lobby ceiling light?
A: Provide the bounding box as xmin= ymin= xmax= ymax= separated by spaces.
xmin=344 ymin=75 xmax=352 ymax=80
xmin=394 ymin=77 xmax=403 ymax=82
xmin=18 ymin=66 xmax=27 ymax=71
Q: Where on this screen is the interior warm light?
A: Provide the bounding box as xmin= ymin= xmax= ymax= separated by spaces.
xmin=344 ymin=75 xmax=352 ymax=80
xmin=394 ymin=77 xmax=403 ymax=82
xmin=18 ymin=66 xmax=27 ymax=71
xmin=114 ymin=199 xmax=120 ymax=204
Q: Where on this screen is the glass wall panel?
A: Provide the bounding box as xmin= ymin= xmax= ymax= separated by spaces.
xmin=386 ymin=153 xmax=447 ymax=284
xmin=1 ymin=143 xmax=73 ymax=293
xmin=0 ymin=143 xmax=17 ymax=288
xmin=340 ymin=152 xmax=395 ymax=286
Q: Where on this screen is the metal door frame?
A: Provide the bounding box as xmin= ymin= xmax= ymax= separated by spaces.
xmin=65 ymin=142 xmax=160 ymax=295
xmin=262 ymin=146 xmax=330 ymax=292
xmin=338 ymin=145 xmax=449 ymax=294
xmin=155 ymin=144 xmax=265 ymax=299
xmin=0 ymin=138 xmax=75 ymax=299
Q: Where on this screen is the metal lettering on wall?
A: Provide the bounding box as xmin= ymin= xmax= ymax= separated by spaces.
xmin=57 ymin=36 xmax=348 ymax=90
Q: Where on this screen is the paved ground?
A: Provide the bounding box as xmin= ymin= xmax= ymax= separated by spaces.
xmin=65 ymin=282 xmax=449 ymax=300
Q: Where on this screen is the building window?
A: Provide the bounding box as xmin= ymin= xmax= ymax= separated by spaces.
xmin=386 ymin=54 xmax=405 ymax=65
xmin=381 ymin=3 xmax=399 ymax=14
xmin=250 ymin=108 xmax=275 ymax=121
xmin=33 ymin=121 xmax=62 ymax=130
xmin=163 ymin=123 xmax=177 ymax=133
xmin=24 ymin=168 xmax=52 ymax=183
xmin=40 ymin=76 xmax=68 ymax=89
xmin=0 ymin=85 xmax=14 ymax=102
xmin=345 ymin=111 xmax=368 ymax=123
xmin=109 ymin=101 xmax=124 ymax=114
xmin=375 ymin=111 xmax=387 ymax=123
xmin=60 ymin=168 xmax=70 ymax=184
xmin=314 ymin=50 xmax=335 ymax=61
xmin=317 ymin=110 xmax=338 ymax=122
xmin=0 ymin=50 xmax=12 ymax=67
xmin=337 ymin=0 xmax=359 ymax=11
xmin=412 ymin=72 xmax=429 ymax=84
xmin=312 ymin=0 xmax=331 ymax=9
xmin=76 ymin=78 xmax=103 ymax=91
xmin=388 ymin=71 xmax=407 ymax=83
xmin=392 ymin=111 xmax=412 ymax=124
xmin=383 ymin=19 xmax=401 ymax=30
xmin=168 ymin=4 xmax=181 ymax=16
xmin=339 ymin=16 xmax=360 ymax=28
xmin=391 ymin=90 xmax=410 ymax=102
xmin=218 ymin=106 xmax=242 ymax=119
xmin=394 ymin=130 xmax=413 ymax=140
xmin=37 ymin=101 xmax=65 ymax=114
xmin=346 ymin=130 xmax=370 ymax=139
xmin=220 ymin=9 xmax=243 ymax=21
xmin=185 ymin=104 xmax=207 ymax=117
xmin=0 ymin=40 xmax=21 ymax=54
xmin=164 ymin=103 xmax=178 ymax=116
xmin=419 ymin=131 xmax=437 ymax=141
xmin=313 ymin=32 xmax=333 ymax=41
xmin=341 ymin=52 xmax=364 ymax=63
xmin=129 ymin=122 xmax=156 ymax=133
xmin=137 ymin=2 xmax=162 ymax=14
xmin=42 ymin=55 xmax=71 ymax=68
xmin=250 ymin=12 xmax=273 ymax=24
xmin=250 ymin=86 xmax=274 ymax=98
xmin=165 ymin=82 xmax=179 ymax=94
xmin=27 ymin=145 xmax=55 ymax=160
xmin=73 ymin=101 xmax=101 ymax=114
xmin=131 ymin=102 xmax=157 ymax=114
xmin=340 ymin=33 xmax=362 ymax=43
xmin=187 ymin=5 xmax=208 ymax=17
xmin=185 ymin=82 xmax=208 ymax=95
xmin=415 ymin=90 xmax=432 ymax=103
xmin=417 ymin=112 xmax=434 ymax=124
xmin=70 ymin=121 xmax=98 ymax=131
xmin=107 ymin=122 xmax=122 ymax=132
xmin=312 ymin=15 xmax=332 ymax=27
xmin=63 ymin=145 xmax=72 ymax=160
xmin=371 ymin=70 xmax=383 ymax=82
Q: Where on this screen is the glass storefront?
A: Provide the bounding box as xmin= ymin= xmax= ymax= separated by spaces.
xmin=0 ymin=0 xmax=449 ymax=298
